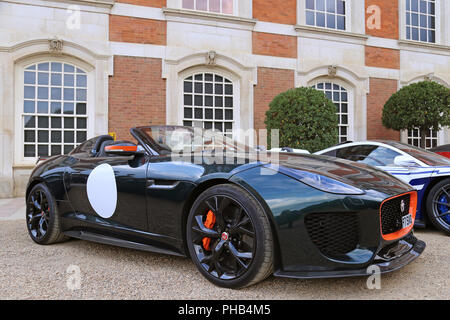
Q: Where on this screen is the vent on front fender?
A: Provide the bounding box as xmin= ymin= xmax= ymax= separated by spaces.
xmin=305 ymin=213 xmax=359 ymax=258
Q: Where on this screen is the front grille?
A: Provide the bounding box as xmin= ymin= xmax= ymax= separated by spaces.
xmin=380 ymin=194 xmax=410 ymax=235
xmin=305 ymin=213 xmax=359 ymax=258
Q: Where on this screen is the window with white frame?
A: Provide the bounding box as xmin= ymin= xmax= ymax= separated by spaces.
xmin=23 ymin=62 xmax=88 ymax=158
xmin=408 ymin=128 xmax=438 ymax=149
xmin=182 ymin=0 xmax=234 ymax=14
xmin=312 ymin=82 xmax=350 ymax=143
xmin=183 ymin=72 xmax=234 ymax=139
xmin=306 ymin=0 xmax=346 ymax=30
xmin=406 ymin=0 xmax=436 ymax=43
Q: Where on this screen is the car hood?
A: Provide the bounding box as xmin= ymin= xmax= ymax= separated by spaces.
xmin=270 ymin=153 xmax=413 ymax=196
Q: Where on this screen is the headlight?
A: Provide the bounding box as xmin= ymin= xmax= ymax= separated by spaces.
xmin=280 ymin=167 xmax=365 ymax=195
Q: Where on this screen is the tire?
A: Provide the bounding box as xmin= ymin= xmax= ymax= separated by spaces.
xmin=186 ymin=184 xmax=274 ymax=288
xmin=26 ymin=183 xmax=69 ymax=244
xmin=426 ymin=179 xmax=450 ymax=236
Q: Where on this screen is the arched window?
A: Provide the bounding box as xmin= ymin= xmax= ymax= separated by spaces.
xmin=22 ymin=62 xmax=88 ymax=157
xmin=312 ymin=82 xmax=350 ymax=143
xmin=183 ymin=72 xmax=234 ymax=138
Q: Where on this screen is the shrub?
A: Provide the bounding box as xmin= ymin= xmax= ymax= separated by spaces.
xmin=382 ymin=81 xmax=450 ymax=148
xmin=264 ymin=87 xmax=339 ymax=153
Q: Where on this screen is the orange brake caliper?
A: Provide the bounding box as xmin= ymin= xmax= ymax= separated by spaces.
xmin=202 ymin=210 xmax=216 ymax=251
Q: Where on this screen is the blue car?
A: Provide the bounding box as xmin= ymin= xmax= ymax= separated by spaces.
xmin=316 ymin=140 xmax=450 ymax=235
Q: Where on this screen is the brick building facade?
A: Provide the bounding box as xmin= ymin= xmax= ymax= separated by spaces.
xmin=0 ymin=0 xmax=449 ymax=197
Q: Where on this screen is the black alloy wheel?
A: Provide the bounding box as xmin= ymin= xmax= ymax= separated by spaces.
xmin=26 ymin=184 xmax=68 ymax=244
xmin=187 ymin=184 xmax=273 ymax=288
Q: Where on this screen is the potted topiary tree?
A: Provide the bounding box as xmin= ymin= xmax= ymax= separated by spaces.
xmin=265 ymin=87 xmax=339 ymax=153
xmin=382 ymin=81 xmax=450 ymax=149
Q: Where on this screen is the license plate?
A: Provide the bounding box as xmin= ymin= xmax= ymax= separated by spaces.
xmin=402 ymin=213 xmax=413 ymax=229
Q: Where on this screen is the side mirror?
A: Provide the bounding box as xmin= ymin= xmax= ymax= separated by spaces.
xmin=394 ymin=155 xmax=418 ymax=167
xmin=105 ymin=144 xmax=144 ymax=157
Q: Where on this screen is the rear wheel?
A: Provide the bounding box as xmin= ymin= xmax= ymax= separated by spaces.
xmin=426 ymin=179 xmax=450 ymax=236
xmin=186 ymin=184 xmax=274 ymax=288
xmin=26 ymin=183 xmax=69 ymax=244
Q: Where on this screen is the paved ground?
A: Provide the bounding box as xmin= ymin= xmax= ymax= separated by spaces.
xmin=0 ymin=198 xmax=448 ymax=300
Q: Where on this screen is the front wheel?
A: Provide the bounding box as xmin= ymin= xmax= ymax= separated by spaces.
xmin=26 ymin=183 xmax=69 ymax=244
xmin=186 ymin=184 xmax=274 ymax=288
xmin=426 ymin=179 xmax=450 ymax=236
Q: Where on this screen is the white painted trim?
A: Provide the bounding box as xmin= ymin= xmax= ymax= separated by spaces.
xmin=253 ymin=21 xmax=297 ymax=36
xmin=252 ymin=55 xmax=297 ymax=70
xmin=366 ymin=67 xmax=401 ymax=80
xmin=110 ymin=42 xmax=166 ymax=59
xmin=111 ymin=3 xmax=165 ymax=20
xmin=366 ymin=37 xmax=400 ymax=50
xmin=1 ymin=0 xmax=113 ymax=13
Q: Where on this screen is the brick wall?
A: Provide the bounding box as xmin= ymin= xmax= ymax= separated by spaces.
xmin=365 ymin=46 xmax=400 ymax=69
xmin=253 ymin=0 xmax=297 ymax=25
xmin=367 ymin=78 xmax=400 ymax=140
xmin=109 ymin=56 xmax=166 ymax=141
xmin=109 ymin=15 xmax=166 ymax=45
xmin=252 ymin=32 xmax=297 ymax=58
xmin=116 ymin=0 xmax=166 ymax=7
xmin=254 ymin=67 xmax=295 ymax=132
xmin=365 ymin=0 xmax=399 ymax=39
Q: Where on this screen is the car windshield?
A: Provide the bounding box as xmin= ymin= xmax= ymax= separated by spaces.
xmin=383 ymin=141 xmax=450 ymax=166
xmin=133 ymin=126 xmax=253 ymax=155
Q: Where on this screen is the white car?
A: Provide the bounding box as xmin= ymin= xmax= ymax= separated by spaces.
xmin=316 ymin=140 xmax=450 ymax=235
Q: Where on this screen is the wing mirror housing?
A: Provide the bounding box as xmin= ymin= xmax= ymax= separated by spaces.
xmin=394 ymin=155 xmax=418 ymax=167
xmin=105 ymin=143 xmax=144 ymax=157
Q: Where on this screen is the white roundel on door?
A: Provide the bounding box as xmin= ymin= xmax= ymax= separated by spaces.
xmin=86 ymin=163 xmax=117 ymax=218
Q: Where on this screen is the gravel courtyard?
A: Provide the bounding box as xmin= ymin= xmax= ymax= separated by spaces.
xmin=0 ymin=198 xmax=448 ymax=300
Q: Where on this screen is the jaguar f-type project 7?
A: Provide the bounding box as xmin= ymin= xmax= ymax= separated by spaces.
xmin=26 ymin=126 xmax=425 ymax=288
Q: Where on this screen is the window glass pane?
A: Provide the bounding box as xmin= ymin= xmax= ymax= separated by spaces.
xmin=64 ymin=103 xmax=74 ymax=114
xmin=24 ymin=101 xmax=35 ymax=113
xmin=326 ymin=13 xmax=335 ymax=28
xmin=38 ymin=116 xmax=49 ymax=128
xmin=37 ymin=101 xmax=48 ymax=114
xmin=64 ymin=74 xmax=74 ymax=86
xmin=24 ymin=131 xmax=35 ymax=143
xmin=51 ymin=73 xmax=62 ymax=86
xmin=76 ymin=89 xmax=87 ymax=101
xmin=24 ymin=116 xmax=35 ymax=128
xmin=337 ymin=0 xmax=345 ymax=14
xmin=76 ymin=103 xmax=87 ymax=115
xmin=51 ymin=62 xmax=62 ymax=72
xmin=337 ymin=15 xmax=345 ymax=30
xmin=222 ymin=0 xmax=233 ymax=14
xmin=51 ymin=117 xmax=62 ymax=128
xmin=209 ymin=0 xmax=220 ymax=12
xmin=64 ymin=131 xmax=74 ymax=143
xmin=316 ymin=12 xmax=325 ymax=27
xmin=316 ymin=0 xmax=325 ymax=11
xmin=51 ymin=145 xmax=61 ymax=156
xmin=306 ymin=0 xmax=315 ymax=10
xmin=306 ymin=10 xmax=315 ymax=25
xmin=38 ymin=131 xmax=49 ymax=143
xmin=64 ymin=88 xmax=74 ymax=101
xmin=77 ymin=75 xmax=87 ymax=87
xmin=196 ymin=0 xmax=207 ymax=11
xmin=38 ymin=63 xmax=49 ymax=71
xmin=182 ymin=0 xmax=194 ymax=9
xmin=24 ymin=86 xmax=35 ymax=99
xmin=24 ymin=72 xmax=35 ymax=84
xmin=38 ymin=72 xmax=49 ymax=85
xmin=64 ymin=64 xmax=74 ymax=73
xmin=77 ymin=118 xmax=87 ymax=129
xmin=326 ymin=0 xmax=335 ymax=13
xmin=51 ymin=88 xmax=61 ymax=100
xmin=24 ymin=145 xmax=35 ymax=157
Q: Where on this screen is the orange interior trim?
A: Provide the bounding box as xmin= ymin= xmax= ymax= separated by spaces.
xmin=104 ymin=145 xmax=138 ymax=152
xmin=380 ymin=191 xmax=418 ymax=241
